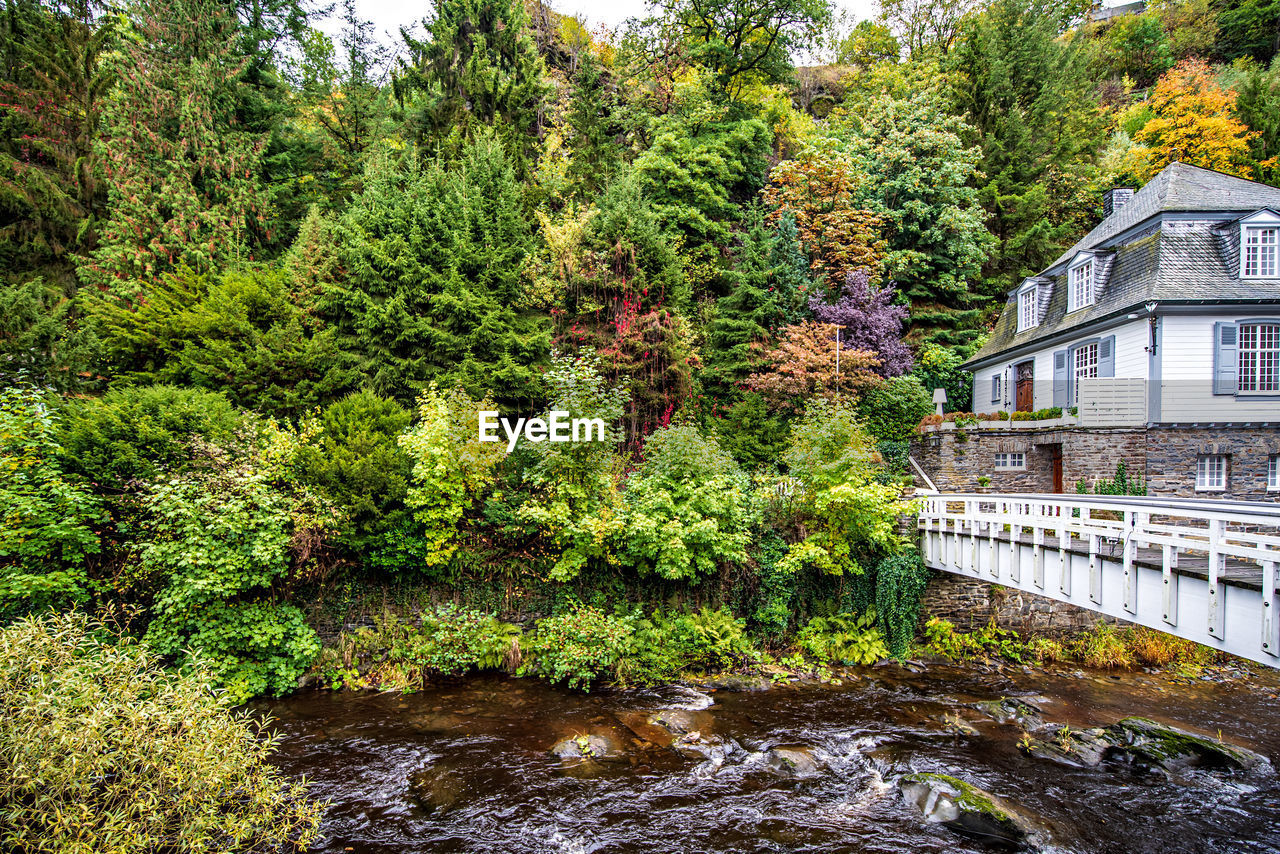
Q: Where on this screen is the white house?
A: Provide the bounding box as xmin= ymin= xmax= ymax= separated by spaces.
xmin=966 ymin=162 xmax=1280 ymax=428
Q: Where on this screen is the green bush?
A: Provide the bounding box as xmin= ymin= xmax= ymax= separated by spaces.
xmin=0 ymin=611 xmax=323 ymax=853
xmin=776 ymin=399 xmax=909 ymax=577
xmin=0 ymin=387 xmax=104 ymax=616
xmin=857 ymin=374 xmax=934 ymax=442
xmin=1076 ymin=461 xmax=1146 ymax=496
xmin=91 ymin=267 xmax=357 ymax=418
xmin=58 ymin=384 xmax=244 ymax=491
xmin=294 ymin=390 xmax=414 ymax=549
xmin=395 ymin=605 xmax=521 ymax=677
xmin=400 ymin=385 xmax=507 ymax=569
xmin=519 ymin=605 xmax=634 ymax=691
xmin=138 ymin=430 xmax=325 ymax=702
xmin=795 ymin=612 xmax=889 ymax=665
xmin=911 ymin=342 xmax=973 ymax=413
xmin=617 ymin=423 xmax=755 ymax=581
xmin=618 ymin=607 xmax=758 ymax=684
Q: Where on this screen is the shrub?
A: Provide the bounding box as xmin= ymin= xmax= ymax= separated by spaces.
xmin=776 ymin=399 xmax=909 ymax=577
xmin=399 ymin=385 xmax=506 ymax=569
xmin=91 ymin=267 xmax=357 ymax=418
xmin=294 ymin=390 xmax=414 ymax=550
xmin=795 ymin=612 xmax=889 ymax=665
xmin=519 ymin=605 xmax=634 ymax=691
xmin=617 ymin=423 xmax=755 ymax=581
xmin=1070 ymin=624 xmax=1134 ymax=669
xmin=615 ymin=607 xmax=759 ymax=685
xmin=857 ymin=374 xmax=933 ymax=442
xmin=138 ymin=429 xmax=327 ymax=702
xmin=58 ymin=384 xmax=244 ymax=491
xmin=1076 ymin=461 xmax=1146 ymax=496
xmin=912 ymin=342 xmax=973 ymax=412
xmin=0 ymin=612 xmax=323 ymax=853
xmin=396 ymin=605 xmax=522 ymax=677
xmin=0 ymin=387 xmax=104 ymax=616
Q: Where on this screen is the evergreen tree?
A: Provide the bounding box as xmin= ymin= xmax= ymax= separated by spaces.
xmin=314 ymin=141 xmax=549 ymax=408
xmin=1236 ymin=58 xmax=1280 ymax=185
xmin=395 ymin=0 xmax=550 ymax=171
xmin=0 ymin=0 xmax=113 ymax=282
xmin=948 ymin=0 xmax=1108 ymax=294
xmin=833 ymin=86 xmax=995 ymax=345
xmin=701 ymin=208 xmax=807 ymax=399
xmin=563 ymin=49 xmax=621 ymax=200
xmin=78 ymin=0 xmax=267 ymax=297
xmin=1216 ymin=0 xmax=1280 ymax=64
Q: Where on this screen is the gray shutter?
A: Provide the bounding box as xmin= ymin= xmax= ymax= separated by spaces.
xmin=1213 ymin=322 xmax=1239 ymax=395
xmin=1052 ymin=349 xmax=1068 ymax=407
xmin=991 ymin=374 xmax=1001 ymax=402
xmin=1098 ymin=335 xmax=1116 ymax=378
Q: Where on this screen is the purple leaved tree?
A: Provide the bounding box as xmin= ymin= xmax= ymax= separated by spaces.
xmin=809 ymin=270 xmax=912 ymax=377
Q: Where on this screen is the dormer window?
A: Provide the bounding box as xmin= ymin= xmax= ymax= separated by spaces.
xmin=1243 ymin=225 xmax=1278 ymax=278
xmin=1017 ymin=285 xmax=1038 ymax=332
xmin=1068 ymin=259 xmax=1094 ymax=312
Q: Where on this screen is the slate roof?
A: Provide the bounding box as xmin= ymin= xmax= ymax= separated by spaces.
xmin=965 ymin=163 xmax=1280 ymax=370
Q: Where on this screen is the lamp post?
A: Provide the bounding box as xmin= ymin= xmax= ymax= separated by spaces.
xmin=834 ymin=324 xmax=845 ymax=397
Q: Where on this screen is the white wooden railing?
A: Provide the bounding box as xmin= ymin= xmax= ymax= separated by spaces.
xmin=917 ymin=493 xmax=1280 ymax=666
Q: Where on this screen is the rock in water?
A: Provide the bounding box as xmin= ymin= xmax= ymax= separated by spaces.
xmin=763 ymin=746 xmax=822 ymax=778
xmin=550 ymin=733 xmax=622 ymax=761
xmin=900 ymin=772 xmax=1038 ymax=846
xmin=1108 ymin=717 xmax=1270 ymax=774
xmin=407 ymin=766 xmax=465 ymax=813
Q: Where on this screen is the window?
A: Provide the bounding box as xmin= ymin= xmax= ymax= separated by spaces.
xmin=1018 ymin=287 xmax=1038 ymax=331
xmin=1239 ymin=323 xmax=1280 ymax=393
xmin=1068 ymin=260 xmax=1094 ymax=312
xmin=991 ymin=373 xmax=1002 ymax=403
xmin=994 ymin=452 xmax=1026 ymax=470
xmin=1196 ymin=454 xmax=1227 ymax=491
xmin=1269 ymin=456 xmax=1280 ymax=491
xmin=1243 ymin=226 xmax=1278 ymax=278
xmin=1074 ymin=342 xmax=1099 ymax=389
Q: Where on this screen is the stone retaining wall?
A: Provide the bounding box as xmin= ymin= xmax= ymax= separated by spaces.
xmin=919 ymin=571 xmax=1116 ymax=636
xmin=912 ymin=423 xmax=1280 ymax=500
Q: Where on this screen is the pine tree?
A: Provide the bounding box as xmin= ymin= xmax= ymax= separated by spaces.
xmin=563 ymin=49 xmax=621 ymax=200
xmin=394 ymin=0 xmax=550 ymax=171
xmin=78 ymin=0 xmax=267 ymax=298
xmin=701 ymin=208 xmax=809 ymax=399
xmin=948 ymin=0 xmax=1108 ymax=294
xmin=314 ymin=141 xmax=549 ymax=407
xmin=0 ymin=0 xmax=113 ymax=282
xmin=833 ymin=86 xmax=995 ymax=345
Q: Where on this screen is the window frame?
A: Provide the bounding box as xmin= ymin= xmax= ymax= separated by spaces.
xmin=1068 ymin=259 xmax=1094 ymax=313
xmin=1242 ymin=224 xmax=1279 ymax=279
xmin=994 ymin=452 xmax=1026 ymax=470
xmin=1073 ymin=341 xmax=1099 ymax=394
xmin=1017 ymin=285 xmax=1038 ymax=332
xmin=1269 ymin=456 xmax=1279 ymax=492
xmin=1196 ymin=454 xmax=1227 ymax=492
xmin=1237 ymin=322 xmax=1280 ymax=394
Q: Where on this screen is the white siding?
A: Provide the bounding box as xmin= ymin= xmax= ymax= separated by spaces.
xmin=970 ymin=319 xmax=1151 ymax=414
xmin=1158 ymin=314 xmax=1280 ymax=423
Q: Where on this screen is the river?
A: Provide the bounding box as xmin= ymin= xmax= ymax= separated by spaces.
xmin=260 ymin=661 xmax=1280 ymax=853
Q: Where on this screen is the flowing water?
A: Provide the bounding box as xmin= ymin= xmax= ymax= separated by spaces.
xmin=261 ymin=662 xmax=1280 ymax=853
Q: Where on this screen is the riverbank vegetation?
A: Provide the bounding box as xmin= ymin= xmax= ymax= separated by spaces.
xmin=3 ymin=0 xmax=1271 ymax=710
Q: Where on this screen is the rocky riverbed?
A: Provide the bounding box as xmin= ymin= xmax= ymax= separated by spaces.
xmin=259 ymin=660 xmax=1280 ymax=853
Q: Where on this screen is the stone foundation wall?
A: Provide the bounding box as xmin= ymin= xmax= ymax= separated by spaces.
xmin=1146 ymin=426 xmax=1280 ymax=501
xmin=912 ymin=423 xmax=1280 ymax=500
xmin=919 ymin=571 xmax=1116 ymax=636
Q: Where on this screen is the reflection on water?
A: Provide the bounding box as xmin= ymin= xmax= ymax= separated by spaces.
xmin=259 ymin=663 xmax=1280 ymax=853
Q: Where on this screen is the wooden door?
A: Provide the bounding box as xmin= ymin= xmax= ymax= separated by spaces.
xmin=1015 ymin=362 xmax=1034 ymax=412
xmin=1051 ymin=445 xmax=1064 ymax=493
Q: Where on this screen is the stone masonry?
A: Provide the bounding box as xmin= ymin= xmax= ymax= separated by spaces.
xmin=919 ymin=572 xmax=1117 ymax=636
xmin=911 ymin=422 xmax=1280 ymax=500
